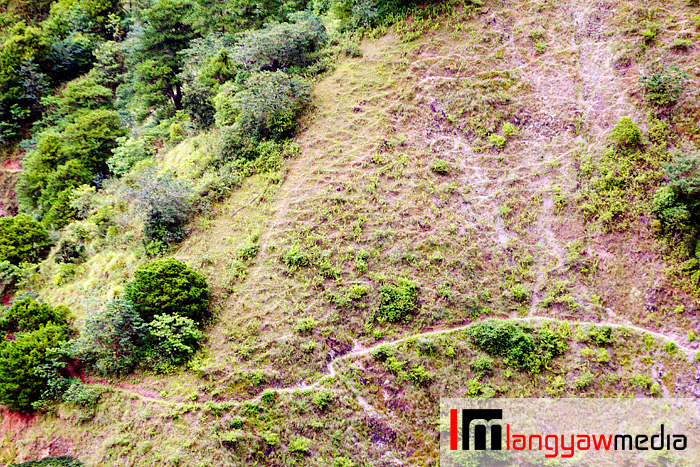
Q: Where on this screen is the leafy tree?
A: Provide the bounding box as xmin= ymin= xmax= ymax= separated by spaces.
xmin=147 ymin=313 xmax=202 ymax=368
xmin=229 ymin=13 xmax=327 ymax=73
xmin=0 ymin=323 xmax=69 ymax=412
xmin=0 ymin=213 xmax=51 ymax=264
xmin=653 ymin=154 xmax=700 ymax=236
xmin=639 ymin=65 xmax=688 ymax=107
xmin=125 ymin=258 xmax=209 ymax=323
xmin=69 ymin=299 xmax=147 ymax=375
xmin=135 ymin=0 xmax=200 ymax=111
xmin=214 ymin=70 xmax=310 ymax=139
xmin=127 ymin=169 xmax=193 ymax=246
xmin=0 ymin=298 xmax=68 ymax=333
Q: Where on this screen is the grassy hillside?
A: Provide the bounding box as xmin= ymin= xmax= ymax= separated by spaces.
xmin=3 ymin=0 xmax=700 ymax=465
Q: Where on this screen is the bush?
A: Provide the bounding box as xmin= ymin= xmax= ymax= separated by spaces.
xmin=288 ymin=436 xmax=311 ymax=455
xmin=0 ymin=323 xmax=69 ymax=412
xmin=214 ymin=70 xmax=311 ymax=140
xmin=639 ymin=65 xmax=688 ymax=106
xmin=125 ymin=258 xmax=210 ymax=323
xmin=430 ymin=158 xmax=451 ymax=174
xmin=409 ymin=364 xmax=433 ymax=386
xmin=147 ymin=314 xmax=202 ymax=368
xmin=0 ymin=298 xmax=68 ymax=333
xmin=281 ymin=244 xmax=310 ymax=269
xmin=312 ymin=390 xmax=335 ymax=411
xmin=469 ymin=354 xmax=494 ymax=377
xmin=610 ymin=117 xmax=641 ymax=146
xmin=376 ymin=278 xmax=418 ymax=322
xmin=0 ymin=214 xmax=51 ymax=265
xmin=70 ymin=299 xmax=147 ymax=375
xmin=128 ymin=169 xmax=193 ymax=246
xmin=467 ymin=319 xmax=536 ymax=371
xmin=11 ymin=457 xmax=83 ymax=467
xmin=653 ymin=154 xmax=700 ymax=235
xmin=586 ymin=325 xmax=614 ymax=346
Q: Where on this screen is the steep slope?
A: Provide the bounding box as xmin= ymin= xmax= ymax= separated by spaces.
xmin=3 ymin=0 xmax=700 ymax=464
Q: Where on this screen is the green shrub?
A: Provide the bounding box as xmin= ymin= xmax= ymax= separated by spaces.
xmin=430 ymin=158 xmax=451 ymax=174
xmin=288 ymin=436 xmax=311 ymax=455
xmin=11 ymin=457 xmax=83 ymax=466
xmin=469 ymin=354 xmax=494 ymax=377
xmin=125 ymin=258 xmax=210 ymax=323
xmin=610 ymin=117 xmax=641 ymax=146
xmin=0 ymin=298 xmax=67 ymax=333
xmin=370 ymin=343 xmax=394 ymax=360
xmin=214 ymin=70 xmax=311 ymax=140
xmin=147 ymin=314 xmax=202 ymax=368
xmin=0 ymin=323 xmax=69 ymax=412
xmin=586 ymin=325 xmax=614 ymax=346
xmin=312 ymin=390 xmax=335 ymax=411
xmin=639 ymin=65 xmax=688 ymax=106
xmin=281 ymin=244 xmax=310 ymax=269
xmin=0 ymin=214 xmax=51 ymax=265
xmin=261 ymin=388 xmax=276 ymax=403
xmin=128 ymin=169 xmax=193 ymax=247
xmin=70 ymin=299 xmax=147 ymax=375
xmin=467 ymin=319 xmax=538 ymax=371
xmin=409 ymin=364 xmax=433 ymax=386
xmin=332 ymin=457 xmax=355 ymax=467
xmin=376 ymin=278 xmax=418 ymax=323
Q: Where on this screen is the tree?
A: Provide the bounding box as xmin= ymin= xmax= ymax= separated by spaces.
xmin=125 ymin=258 xmax=209 ymax=323
xmin=0 ymin=214 xmax=51 ymax=264
xmin=0 ymin=323 xmax=69 ymax=412
xmin=214 ymin=71 xmax=310 ymax=139
xmin=147 ymin=313 xmax=202 ymax=368
xmin=127 ymin=169 xmax=193 ymax=246
xmin=0 ymin=298 xmax=68 ymax=333
xmin=69 ymin=299 xmax=147 ymax=375
xmin=135 ymin=0 xmax=200 ymax=111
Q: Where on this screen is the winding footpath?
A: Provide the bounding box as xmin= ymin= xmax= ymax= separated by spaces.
xmin=86 ymin=315 xmax=698 ymax=409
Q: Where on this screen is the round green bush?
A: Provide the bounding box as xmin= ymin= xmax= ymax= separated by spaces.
xmin=0 ymin=298 xmax=68 ymax=333
xmin=0 ymin=323 xmax=69 ymax=412
xmin=0 ymin=214 xmax=51 ymax=265
xmin=125 ymin=258 xmax=209 ymax=323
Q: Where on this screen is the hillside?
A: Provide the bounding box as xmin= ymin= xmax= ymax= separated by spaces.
xmin=2 ymin=0 xmax=700 ymax=465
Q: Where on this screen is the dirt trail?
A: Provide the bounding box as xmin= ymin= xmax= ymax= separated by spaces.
xmin=89 ymin=316 xmax=698 ymax=408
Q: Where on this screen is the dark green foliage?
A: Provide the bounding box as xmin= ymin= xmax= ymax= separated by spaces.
xmin=376 ymin=278 xmax=418 ymax=322
xmin=0 ymin=323 xmax=69 ymax=412
xmin=11 ymin=456 xmax=83 ymax=467
xmin=17 ymin=79 xmax=124 ymax=228
xmin=0 ymin=214 xmax=51 ymax=265
xmin=128 ymin=169 xmax=193 ymax=247
xmin=146 ymin=313 xmax=202 ymax=368
xmin=653 ymin=154 xmax=700 ymax=236
xmin=214 ymin=70 xmax=310 ymax=140
xmin=135 ymin=0 xmax=200 ymax=111
xmin=467 ymin=320 xmax=567 ymax=373
xmin=0 ymin=298 xmax=67 ymax=333
xmin=281 ymin=244 xmax=310 ymax=269
xmin=70 ymin=299 xmax=147 ymax=375
xmin=639 ymin=65 xmax=688 ymax=107
xmin=125 ymin=258 xmax=210 ymax=323
xmin=229 ymin=12 xmax=327 ymax=73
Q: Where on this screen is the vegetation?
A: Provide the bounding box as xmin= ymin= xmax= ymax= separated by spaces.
xmin=125 ymin=258 xmax=209 ymax=323
xmin=2 ymin=0 xmax=700 ymax=464
xmin=0 ymin=214 xmax=51 ymax=264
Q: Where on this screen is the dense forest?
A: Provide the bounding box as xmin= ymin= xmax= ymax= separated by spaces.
xmin=2 ymin=0 xmax=700 ymax=464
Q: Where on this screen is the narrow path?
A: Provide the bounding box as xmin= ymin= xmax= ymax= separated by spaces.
xmin=87 ymin=315 xmax=698 ymax=408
